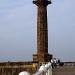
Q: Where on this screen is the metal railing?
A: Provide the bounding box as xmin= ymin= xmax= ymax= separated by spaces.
xmin=18 ymin=62 xmax=52 ymax=75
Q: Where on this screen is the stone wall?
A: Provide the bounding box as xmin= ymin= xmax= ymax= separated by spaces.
xmin=0 ymin=61 xmax=38 ymax=75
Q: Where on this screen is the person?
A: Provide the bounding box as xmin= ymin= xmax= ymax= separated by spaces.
xmin=51 ymin=59 xmax=54 ymax=68
xmin=53 ymin=58 xmax=57 ymax=68
xmin=51 ymin=58 xmax=57 ymax=68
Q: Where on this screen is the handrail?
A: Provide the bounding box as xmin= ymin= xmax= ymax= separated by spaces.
xmin=18 ymin=62 xmax=52 ymax=75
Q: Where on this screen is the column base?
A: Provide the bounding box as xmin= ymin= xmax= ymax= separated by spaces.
xmin=33 ymin=53 xmax=53 ymax=63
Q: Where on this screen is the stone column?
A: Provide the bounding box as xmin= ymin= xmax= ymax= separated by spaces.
xmin=33 ymin=0 xmax=53 ymax=63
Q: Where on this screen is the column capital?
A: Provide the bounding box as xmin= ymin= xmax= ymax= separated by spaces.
xmin=33 ymin=0 xmax=51 ymax=6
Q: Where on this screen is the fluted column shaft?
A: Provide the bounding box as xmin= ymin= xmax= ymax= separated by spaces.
xmin=37 ymin=5 xmax=48 ymax=55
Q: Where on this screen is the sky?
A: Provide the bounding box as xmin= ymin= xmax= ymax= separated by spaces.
xmin=0 ymin=0 xmax=75 ymax=62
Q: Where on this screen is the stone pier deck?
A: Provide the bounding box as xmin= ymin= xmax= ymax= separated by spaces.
xmin=52 ymin=66 xmax=75 ymax=75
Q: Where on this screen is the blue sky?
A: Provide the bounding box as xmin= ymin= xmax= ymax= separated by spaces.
xmin=0 ymin=0 xmax=75 ymax=62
